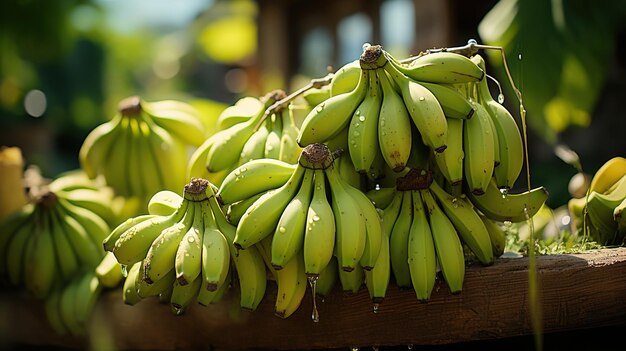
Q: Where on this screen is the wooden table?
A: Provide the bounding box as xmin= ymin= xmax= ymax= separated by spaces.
xmin=2 ymin=247 xmax=626 ymax=350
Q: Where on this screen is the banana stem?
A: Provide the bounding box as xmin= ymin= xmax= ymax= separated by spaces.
xmin=253 ymin=74 xmax=334 ymax=132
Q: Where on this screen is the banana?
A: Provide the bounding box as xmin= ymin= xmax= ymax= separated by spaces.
xmin=102 ymin=115 xmax=132 ymax=196
xmin=226 ymin=191 xmax=266 ymax=225
xmin=278 ymin=255 xmax=308 ymax=319
xmin=143 ymin=200 xmax=197 ymax=284
xmin=344 ymin=181 xmax=383 ymax=270
xmin=407 ymin=190 xmax=436 ymax=302
xmin=463 ymin=93 xmax=496 ymax=195
xmin=170 ymin=275 xmax=202 ymax=315
xmin=48 ymin=206 xmax=79 ymax=282
xmin=142 ymin=99 xmax=207 ymax=147
xmin=136 ymin=266 xmax=175 ymax=299
xmin=274 ymin=252 xmax=306 ymax=318
xmin=347 ymin=69 xmax=382 ymax=172
xmin=57 ymin=197 xmax=110 ymax=252
xmin=330 ymin=59 xmax=361 ymax=96
xmin=315 ymin=256 xmax=338 ymax=298
xmin=278 ymin=106 xmax=302 ymax=164
xmin=126 ymin=118 xmax=145 ymax=198
xmin=205 ymin=113 xmax=265 ymax=173
xmin=325 ymin=162 xmax=366 ymax=272
xmin=44 ymin=286 xmax=67 ymax=335
xmin=208 ymin=194 xmax=266 ymax=310
xmin=216 ymin=96 xmax=264 ymax=130
xmin=383 ymin=59 xmax=448 ymax=153
xmin=199 ymin=197 xmax=230 ymax=291
xmin=79 ymin=114 xmax=122 ymax=179
xmin=112 ymin=198 xmax=190 ymax=266
xmin=389 ymin=190 xmax=413 ymax=288
xmin=95 ymin=251 xmax=123 ymax=288
xmin=59 ymin=274 xmax=84 ymax=335
xmin=136 ymin=118 xmax=164 ymax=198
xmin=48 ymin=170 xmax=100 ymax=192
xmin=56 ymin=188 xmax=115 ymax=225
xmin=614 ymin=197 xmax=626 ymax=236
xmin=419 ymin=82 xmax=475 ymax=119
xmin=187 ymin=135 xmax=213 ymax=180
xmin=234 ymin=164 xmax=306 ymax=250
xmin=144 ymin=115 xmax=188 ymax=192
xmin=54 ymin=205 xmax=102 ymax=269
xmin=364 ymin=222 xmax=390 ymax=306
xmin=589 ymin=156 xmax=626 ymax=194
xmin=217 ymin=158 xmax=297 ymax=205
xmin=337 ymin=150 xmax=362 ymax=189
xmin=467 ymin=178 xmax=549 ymax=223
xmin=198 ymin=266 xmax=231 ymax=306
xmin=377 ymin=68 xmax=412 ymax=172
xmin=479 ymin=214 xmax=506 ymax=258
xmin=338 ymin=262 xmax=364 ymax=294
xmin=103 ymin=214 xmax=157 ymax=252
xmin=264 ymin=113 xmax=283 ymax=159
xmin=303 ymin=84 xmax=331 ymax=107
xmin=238 ymin=119 xmax=270 ymax=165
xmin=271 ymin=168 xmax=314 ymax=269
xmin=73 ymin=272 xmax=102 ymax=330
xmin=23 ymin=208 xmax=56 ymax=299
xmin=396 ymin=51 xmax=484 ymax=84
xmin=429 ymin=181 xmax=494 ymax=265
xmin=586 ymin=176 xmax=626 ymax=245
xmin=297 ymin=67 xmax=368 ymax=146
xmin=148 ymin=190 xmax=183 ymax=216
xmin=433 ymin=117 xmax=464 ymax=185
xmin=122 ymin=262 xmax=142 ymax=305
xmin=0 ymin=204 xmax=34 ymax=278
xmin=421 ymin=189 xmax=465 ymax=294
xmin=473 ymin=54 xmax=524 ymax=190
xmin=365 ymin=186 xmax=396 ymax=209
xmin=381 ymin=190 xmax=403 ymax=236
xmin=303 ymin=170 xmax=336 ymax=276
xmin=6 ymin=218 xmax=35 ymax=285
xmin=174 ymin=200 xmax=204 ymax=286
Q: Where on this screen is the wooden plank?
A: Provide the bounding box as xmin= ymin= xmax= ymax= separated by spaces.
xmin=2 ymin=248 xmax=626 ymax=350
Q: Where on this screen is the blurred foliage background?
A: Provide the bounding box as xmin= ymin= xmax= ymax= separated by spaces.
xmin=1 ymin=0 xmax=625 ymax=209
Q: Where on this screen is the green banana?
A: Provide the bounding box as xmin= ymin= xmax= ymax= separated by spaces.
xmin=303 ymin=170 xmax=336 ymax=276
xmin=395 ymin=51 xmax=484 ymax=84
xmin=348 ymin=69 xmax=382 ymax=173
xmin=389 ymin=190 xmax=413 ymax=288
xmin=407 ymin=190 xmax=436 ymax=302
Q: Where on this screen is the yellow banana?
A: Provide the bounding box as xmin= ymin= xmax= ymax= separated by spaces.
xmin=407 ymin=190 xmax=436 ymax=302
xmin=589 ymin=156 xmax=626 ymax=194
xmin=421 ymin=189 xmax=465 ymax=294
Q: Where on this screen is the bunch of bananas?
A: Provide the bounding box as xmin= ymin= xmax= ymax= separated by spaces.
xmin=297 ymin=44 xmax=526 ymax=195
xmin=79 ymin=96 xmax=206 ymax=200
xmin=568 ymin=156 xmax=626 ymax=245
xmin=0 ymin=173 xmax=111 ymax=300
xmin=216 ymin=143 xmax=384 ymax=317
xmin=188 ymin=90 xmax=302 ymax=186
xmin=105 ymin=178 xmax=268 ymax=315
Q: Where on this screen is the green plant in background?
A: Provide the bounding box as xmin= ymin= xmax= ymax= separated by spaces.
xmin=478 ymin=0 xmax=626 ymax=143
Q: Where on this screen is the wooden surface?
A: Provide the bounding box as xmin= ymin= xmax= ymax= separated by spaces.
xmin=2 ymin=247 xmax=626 ymax=350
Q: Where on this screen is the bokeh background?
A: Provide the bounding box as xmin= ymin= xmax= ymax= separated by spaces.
xmin=2 ymin=0 xmax=626 ymax=210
